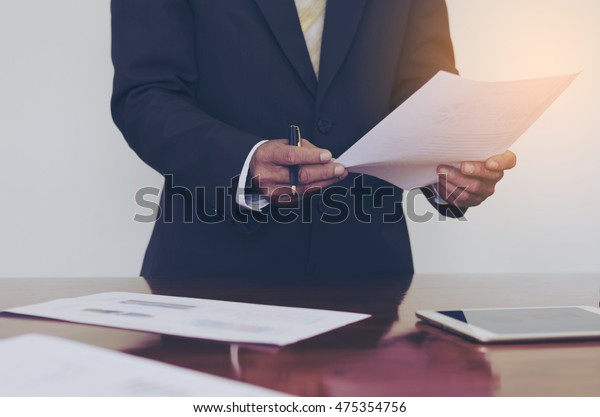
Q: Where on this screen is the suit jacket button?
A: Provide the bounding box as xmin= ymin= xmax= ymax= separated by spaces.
xmin=317 ymin=118 xmax=333 ymax=134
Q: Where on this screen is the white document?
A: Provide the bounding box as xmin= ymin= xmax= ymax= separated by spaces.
xmin=0 ymin=334 xmax=284 ymax=396
xmin=6 ymin=292 xmax=369 ymax=346
xmin=337 ymin=71 xmax=578 ymax=189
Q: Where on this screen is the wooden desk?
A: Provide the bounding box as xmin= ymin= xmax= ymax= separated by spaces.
xmin=1 ymin=274 xmax=599 ymax=396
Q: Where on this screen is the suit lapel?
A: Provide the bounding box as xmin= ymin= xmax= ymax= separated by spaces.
xmin=254 ymin=0 xmax=318 ymax=96
xmin=318 ymin=0 xmax=367 ymax=101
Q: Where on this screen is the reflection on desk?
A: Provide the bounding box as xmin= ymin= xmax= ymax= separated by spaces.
xmin=136 ymin=274 xmax=495 ymax=396
xmin=1 ymin=274 xmax=599 ymax=396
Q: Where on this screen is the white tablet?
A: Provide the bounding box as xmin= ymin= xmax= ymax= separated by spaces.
xmin=416 ymin=306 xmax=600 ymax=343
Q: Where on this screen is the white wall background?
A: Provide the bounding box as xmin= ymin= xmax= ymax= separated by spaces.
xmin=0 ymin=0 xmax=598 ymax=278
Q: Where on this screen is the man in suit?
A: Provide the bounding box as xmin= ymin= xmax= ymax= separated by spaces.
xmin=111 ymin=0 xmax=516 ymax=285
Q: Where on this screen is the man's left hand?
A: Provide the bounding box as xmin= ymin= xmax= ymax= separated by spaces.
xmin=436 ymin=151 xmax=517 ymax=208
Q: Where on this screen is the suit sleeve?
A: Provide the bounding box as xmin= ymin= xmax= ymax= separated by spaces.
xmin=391 ymin=0 xmax=458 ymax=107
xmin=110 ymin=0 xmax=262 ymax=221
xmin=392 ymin=0 xmax=465 ymax=218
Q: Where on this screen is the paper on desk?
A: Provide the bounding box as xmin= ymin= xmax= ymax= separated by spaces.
xmin=0 ymin=334 xmax=285 ymax=396
xmin=5 ymin=292 xmax=369 ymax=346
xmin=336 ymin=71 xmax=578 ymax=189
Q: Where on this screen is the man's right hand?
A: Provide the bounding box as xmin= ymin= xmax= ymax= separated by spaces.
xmin=249 ymin=139 xmax=348 ymax=206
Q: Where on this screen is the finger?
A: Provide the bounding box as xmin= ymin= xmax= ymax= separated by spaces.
xmin=298 ymin=163 xmax=347 ymax=185
xmin=439 ymin=163 xmax=503 ymax=182
xmin=268 ymin=170 xmax=348 ymax=203
xmin=438 ymin=181 xmax=484 ymax=208
xmin=271 ymin=144 xmax=333 ymax=166
xmin=252 ymin=165 xmax=292 ymax=185
xmin=301 ymin=171 xmax=350 ymax=195
xmin=485 ymin=151 xmax=517 ymax=171
xmin=438 ymin=167 xmax=496 ymax=197
xmin=437 ymin=178 xmax=468 ymax=202
xmin=438 ymin=175 xmax=489 ymax=206
xmin=299 ymin=139 xmax=316 ymax=148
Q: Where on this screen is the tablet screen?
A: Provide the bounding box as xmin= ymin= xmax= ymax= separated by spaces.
xmin=439 ymin=307 xmax=600 ymax=335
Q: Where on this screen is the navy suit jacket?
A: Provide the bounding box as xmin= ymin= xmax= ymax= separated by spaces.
xmin=111 ymin=0 xmax=460 ymax=285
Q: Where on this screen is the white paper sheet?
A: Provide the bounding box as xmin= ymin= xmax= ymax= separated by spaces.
xmin=5 ymin=292 xmax=369 ymax=346
xmin=0 ymin=334 xmax=285 ymax=396
xmin=337 ymin=71 xmax=578 ymax=189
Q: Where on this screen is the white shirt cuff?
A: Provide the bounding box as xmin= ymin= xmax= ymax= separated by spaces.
xmin=236 ymin=140 xmax=270 ymax=212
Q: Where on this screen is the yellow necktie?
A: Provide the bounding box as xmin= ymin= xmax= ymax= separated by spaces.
xmin=294 ymin=0 xmax=327 ymax=78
